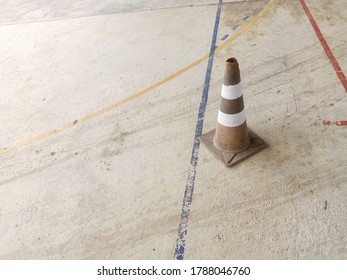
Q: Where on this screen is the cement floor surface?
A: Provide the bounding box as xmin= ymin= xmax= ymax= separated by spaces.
xmin=0 ymin=0 xmax=346 ymax=259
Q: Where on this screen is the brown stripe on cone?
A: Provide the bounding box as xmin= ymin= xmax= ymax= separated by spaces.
xmin=219 ymin=96 xmax=244 ymax=115
xmin=213 ymin=122 xmax=250 ymax=153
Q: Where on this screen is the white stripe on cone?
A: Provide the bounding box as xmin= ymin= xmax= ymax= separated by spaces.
xmin=217 ymin=110 xmax=246 ymax=127
xmin=221 ymin=83 xmax=243 ymax=100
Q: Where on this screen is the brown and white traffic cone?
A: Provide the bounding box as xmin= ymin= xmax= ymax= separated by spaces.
xmin=200 ymin=57 xmax=267 ymax=167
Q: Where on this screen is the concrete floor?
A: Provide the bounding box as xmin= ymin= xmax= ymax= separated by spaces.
xmin=0 ymin=0 xmax=346 ymax=259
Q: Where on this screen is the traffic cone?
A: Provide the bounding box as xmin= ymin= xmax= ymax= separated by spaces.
xmin=200 ymin=57 xmax=267 ymax=167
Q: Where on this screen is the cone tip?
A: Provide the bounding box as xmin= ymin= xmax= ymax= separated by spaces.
xmin=224 ymin=57 xmax=240 ymax=85
xmin=226 ymin=57 xmax=238 ymax=64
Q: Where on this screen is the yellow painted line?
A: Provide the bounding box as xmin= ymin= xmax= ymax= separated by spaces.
xmin=0 ymin=0 xmax=275 ymax=155
xmin=216 ymin=0 xmax=274 ymax=52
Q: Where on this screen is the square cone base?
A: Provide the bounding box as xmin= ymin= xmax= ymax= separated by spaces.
xmin=200 ymin=129 xmax=267 ymax=167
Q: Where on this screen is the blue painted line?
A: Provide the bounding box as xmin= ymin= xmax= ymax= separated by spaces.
xmin=174 ymin=0 xmax=223 ymax=260
xmin=232 ymin=24 xmax=239 ymax=30
xmin=243 ymin=15 xmax=249 ymax=21
xmin=221 ymin=34 xmax=229 ymax=41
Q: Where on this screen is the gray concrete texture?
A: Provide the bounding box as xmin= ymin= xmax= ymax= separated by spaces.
xmin=0 ymin=0 xmax=346 ymax=259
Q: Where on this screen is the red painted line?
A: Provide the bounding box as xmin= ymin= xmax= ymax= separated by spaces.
xmin=323 ymin=121 xmax=347 ymax=126
xmin=299 ymin=0 xmax=347 ymax=92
